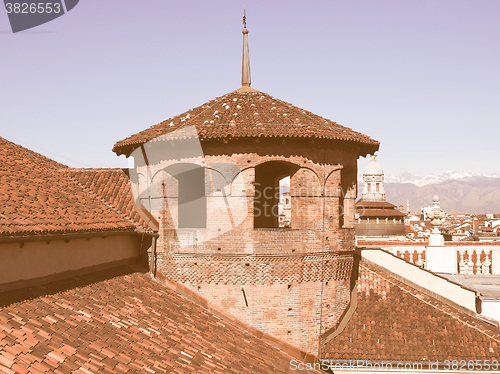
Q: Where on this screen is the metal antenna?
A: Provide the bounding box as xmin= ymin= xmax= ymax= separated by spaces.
xmin=243 ymin=9 xmax=247 ymax=28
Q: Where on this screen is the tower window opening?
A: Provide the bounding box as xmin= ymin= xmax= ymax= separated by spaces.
xmin=278 ymin=176 xmax=291 ymax=228
xmin=254 ymin=161 xmax=297 ymax=228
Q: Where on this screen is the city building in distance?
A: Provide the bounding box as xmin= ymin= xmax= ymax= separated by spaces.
xmin=355 ymin=155 xmax=405 ymax=237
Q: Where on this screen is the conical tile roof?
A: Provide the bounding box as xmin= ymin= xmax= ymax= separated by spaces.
xmin=113 ymin=88 xmax=379 ymax=157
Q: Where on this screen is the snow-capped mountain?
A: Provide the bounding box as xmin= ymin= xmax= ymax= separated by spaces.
xmin=357 ymin=172 xmax=500 ymax=213
xmin=383 ymin=171 xmax=500 ymax=187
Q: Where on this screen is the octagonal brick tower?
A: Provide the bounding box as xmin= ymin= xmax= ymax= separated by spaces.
xmin=113 ymin=20 xmax=379 ymax=354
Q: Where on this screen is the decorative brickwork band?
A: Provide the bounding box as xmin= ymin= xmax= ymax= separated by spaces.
xmin=159 ymin=251 xmax=354 ymax=285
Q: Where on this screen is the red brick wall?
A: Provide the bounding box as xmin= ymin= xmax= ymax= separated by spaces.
xmin=145 ymin=139 xmax=358 ymax=253
xmin=158 ymin=251 xmax=354 ymax=354
xmin=141 ymin=138 xmax=362 ymax=354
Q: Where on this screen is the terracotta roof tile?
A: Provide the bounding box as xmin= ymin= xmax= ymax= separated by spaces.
xmin=356 ymin=200 xmax=399 ymax=209
xmin=356 ymin=199 xmax=406 ymax=218
xmin=113 ymin=90 xmax=379 ymax=156
xmin=321 ymin=262 xmax=500 ymax=362
xmin=0 ymin=264 xmax=319 ymax=373
xmin=66 ymin=168 xmax=157 ymax=233
xmin=0 ymin=137 xmax=145 ymax=240
xmin=356 ymin=209 xmax=406 ymax=218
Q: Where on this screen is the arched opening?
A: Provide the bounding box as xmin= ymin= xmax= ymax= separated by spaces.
xmin=254 ymin=161 xmax=299 ymax=228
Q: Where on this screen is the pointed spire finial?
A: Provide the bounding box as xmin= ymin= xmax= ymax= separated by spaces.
xmin=241 ymin=9 xmax=251 ymax=87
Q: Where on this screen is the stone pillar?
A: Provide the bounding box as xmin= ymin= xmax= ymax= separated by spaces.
xmin=425 ymin=196 xmax=457 ymax=274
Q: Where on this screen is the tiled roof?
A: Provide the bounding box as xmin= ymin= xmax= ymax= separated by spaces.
xmin=113 ymin=89 xmax=379 ymax=156
xmin=321 ymin=262 xmax=500 ymax=362
xmin=357 ymin=209 xmax=406 ymax=218
xmin=356 ymin=200 xmax=398 ymax=209
xmin=356 ymin=200 xmax=405 ymax=218
xmin=0 ymin=137 xmax=137 ymax=240
xmin=66 ymin=168 xmax=158 ymax=233
xmin=0 ymin=264 xmax=319 ymax=374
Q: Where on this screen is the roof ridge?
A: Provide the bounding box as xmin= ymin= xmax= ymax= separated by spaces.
xmin=114 ymin=92 xmax=235 ymax=151
xmin=155 ymin=92 xmax=236 ymax=134
xmin=65 ymin=169 xmax=155 ymax=233
xmin=65 ymin=171 xmax=143 ymax=232
xmin=262 ymin=92 xmax=352 ymax=131
xmin=169 ymin=91 xmax=235 ymax=133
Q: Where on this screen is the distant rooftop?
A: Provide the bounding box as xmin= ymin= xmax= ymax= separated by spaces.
xmin=441 ymin=273 xmax=500 ymax=301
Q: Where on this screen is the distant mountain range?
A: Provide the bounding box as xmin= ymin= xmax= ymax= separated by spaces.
xmin=357 ymin=172 xmax=500 ymax=214
xmin=384 ymin=171 xmax=500 ymax=187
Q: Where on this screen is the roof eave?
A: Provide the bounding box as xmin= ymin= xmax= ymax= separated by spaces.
xmin=0 ymin=228 xmax=157 ymax=244
xmin=113 ymin=136 xmax=379 ymax=159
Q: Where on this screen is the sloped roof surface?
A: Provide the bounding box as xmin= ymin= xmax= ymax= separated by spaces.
xmin=321 ymin=262 xmax=500 ymax=362
xmin=0 ymin=137 xmax=137 ymax=239
xmin=356 ymin=200 xmax=398 ymax=209
xmin=356 ymin=199 xmax=405 ymax=218
xmin=357 ymin=209 xmax=406 ymax=218
xmin=113 ymin=89 xmax=379 ymax=156
xmin=66 ymin=168 xmax=156 ymax=233
xmin=0 ymin=264 xmax=319 ymax=373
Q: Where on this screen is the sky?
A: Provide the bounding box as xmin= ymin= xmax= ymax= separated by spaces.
xmin=1 ymin=1 xmax=499 ymax=177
